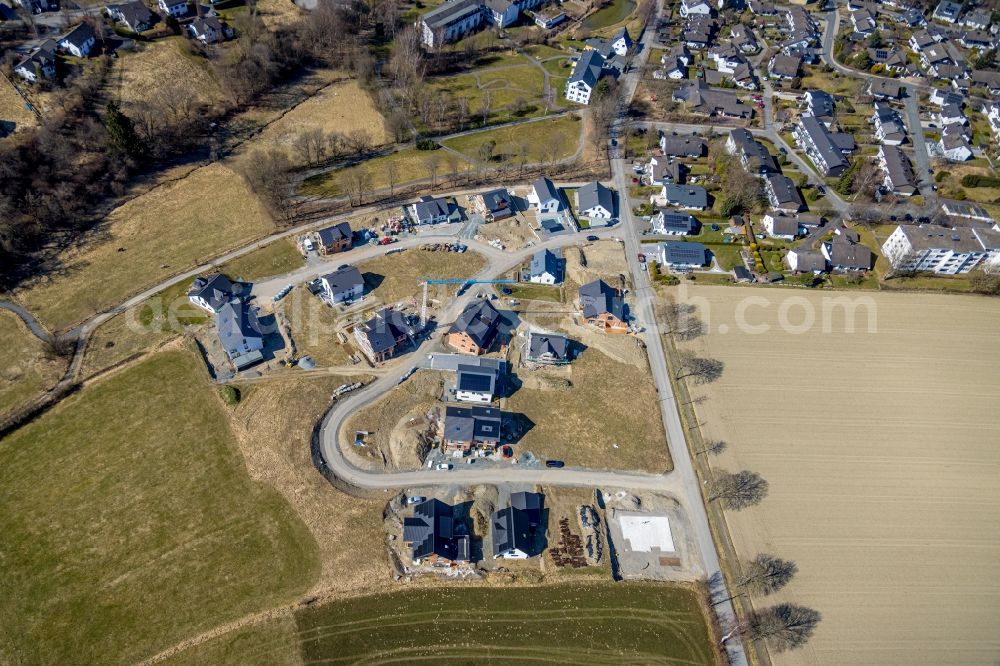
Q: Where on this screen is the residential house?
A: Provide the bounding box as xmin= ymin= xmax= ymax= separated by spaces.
xmin=158 ymin=0 xmax=187 ymax=17
xmin=455 ymin=363 xmax=501 ymax=403
xmin=578 ymin=279 xmax=628 ymax=333
xmin=822 ymin=235 xmax=872 ymax=271
xmin=564 ymin=49 xmax=604 ymax=105
xmin=868 ymin=79 xmax=903 ymax=100
xmin=931 ymin=0 xmax=961 ymax=23
xmin=659 ymin=134 xmax=706 ymax=158
xmin=447 ymin=299 xmax=501 ymax=355
xmin=14 ymin=41 xmax=57 ymax=82
xmin=928 ymin=88 xmax=963 ymax=107
xmin=785 ymin=248 xmax=827 ymax=273
xmin=105 ymin=0 xmax=155 ymax=32
xmin=353 ymin=307 xmax=414 ymax=363
xmin=679 ymin=0 xmax=712 ymax=17
xmin=403 ymin=499 xmax=470 ymax=565
xmin=576 ymin=181 xmax=615 ymax=223
xmin=881 ymin=224 xmax=996 ymax=274
xmin=216 ymin=299 xmax=265 ymax=370
xmin=971 ymin=70 xmax=1000 ymax=96
xmin=316 ymin=221 xmax=353 ymax=254
xmin=908 ymin=30 xmax=937 ymax=52
xmin=936 ymin=102 xmax=967 ymax=127
xmin=730 ymin=24 xmax=758 ymax=54
xmin=900 ymin=7 xmax=926 ymax=28
xmin=534 ymin=7 xmax=566 ymax=29
xmin=988 ymin=103 xmax=1000 ymax=139
xmin=652 ymin=210 xmax=699 ymax=235
xmin=962 ymin=7 xmax=992 ymax=30
xmin=441 ymin=405 xmax=502 ymax=452
xmin=527 ymin=177 xmax=562 ymax=213
xmin=868 ymin=47 xmax=907 ymax=74
xmin=804 ymin=90 xmax=835 ymax=127
xmin=765 ymin=174 xmax=804 ymax=213
xmin=877 ymin=145 xmax=918 ymax=196
xmin=58 ymin=23 xmax=96 ymax=58
xmin=663 ymin=43 xmax=691 ymax=68
xmin=920 ymin=44 xmax=953 ymax=75
xmin=793 ymin=114 xmax=851 ymax=177
xmin=418 ymin=0 xmax=484 ymax=48
xmin=320 ymin=265 xmax=365 ymax=304
xmin=658 ymin=241 xmax=708 ymax=269
xmin=525 ymin=332 xmax=570 ymax=364
xmin=762 ymin=211 xmax=801 ymax=239
xmin=188 ymin=15 xmax=231 ymax=43
xmin=409 ymin=195 xmax=451 ymax=225
xmin=769 ymin=52 xmax=801 ymax=80
xmin=851 ymin=8 xmax=876 ymax=34
xmin=873 ymin=102 xmax=907 ymax=145
xmin=672 ymin=80 xmax=752 ymax=118
xmin=661 ymin=183 xmax=708 ymax=210
xmin=526 ymin=248 xmax=563 ymax=284
xmin=480 ymin=187 xmax=514 ymax=221
xmin=939 ymin=125 xmax=973 ymax=161
xmin=189 ymin=273 xmax=238 ymax=312
xmin=958 ymin=30 xmax=994 ymax=50
xmin=683 ymin=17 xmax=715 ymax=49
xmin=492 ymin=492 xmax=544 ymax=558
xmin=483 ymin=0 xmax=518 ymax=27
xmin=748 ymin=0 xmax=776 ymax=15
xmin=726 ymin=128 xmax=778 ymax=175
xmin=656 ymin=58 xmax=687 ymax=80
xmin=647 ymin=156 xmax=685 ymax=185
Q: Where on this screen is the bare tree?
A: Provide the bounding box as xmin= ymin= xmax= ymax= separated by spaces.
xmin=708 ymin=469 xmax=769 ymax=509
xmin=346 ymin=129 xmax=373 ymax=157
xmin=425 ymin=153 xmax=441 ymax=187
xmin=698 ymin=439 xmax=728 ymax=456
xmin=738 ymin=553 xmax=798 ymax=596
xmin=675 ymin=350 xmax=724 ymax=384
xmin=386 ymin=160 xmax=399 ymax=196
xmin=238 ymin=149 xmax=294 ymax=221
xmin=744 ymin=604 xmax=821 ymax=652
xmin=342 ymin=170 xmax=371 ymax=206
xmin=456 ymin=97 xmax=469 ymax=132
xmin=479 ymin=90 xmax=492 ymax=126
xmin=43 ymin=334 xmax=77 ymax=359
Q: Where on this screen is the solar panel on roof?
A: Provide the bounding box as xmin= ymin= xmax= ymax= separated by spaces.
xmin=458 ymin=371 xmax=493 ymax=392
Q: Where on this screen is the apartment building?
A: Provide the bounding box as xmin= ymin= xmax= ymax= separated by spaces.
xmin=881 ymin=224 xmax=1000 ymax=274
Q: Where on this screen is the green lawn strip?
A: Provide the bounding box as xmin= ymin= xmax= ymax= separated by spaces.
xmin=506 ymin=282 xmax=563 ymax=302
xmin=159 ymin=616 xmax=301 ymax=666
xmin=0 ymin=350 xmax=320 ymax=665
xmin=440 ymin=115 xmax=582 ymax=165
xmin=301 ymin=148 xmax=474 ymax=197
xmin=296 ymin=582 xmax=714 ymax=665
xmin=217 ymin=238 xmax=305 ymax=283
xmin=583 ymin=0 xmax=636 ymax=29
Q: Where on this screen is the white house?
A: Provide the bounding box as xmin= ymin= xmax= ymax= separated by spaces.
xmin=658 ymin=241 xmax=708 ymax=269
xmin=320 ymin=266 xmax=365 ymax=304
xmin=576 ymin=181 xmax=614 ymax=221
xmin=762 ymin=212 xmax=801 ymax=240
xmin=564 ymin=49 xmax=604 ymax=105
xmin=188 ymin=274 xmax=237 ymax=313
xmin=607 ymin=27 xmax=632 ymax=56
xmin=528 ymin=177 xmax=563 ymax=213
xmin=527 ymin=248 xmax=563 ymax=285
xmin=188 ymin=16 xmax=231 ymax=44
xmin=652 ymin=210 xmax=698 ymax=235
xmin=987 ymin=104 xmax=1000 ymax=140
xmin=14 ymin=42 xmax=57 ymax=82
xmin=409 ymin=195 xmax=451 ymax=224
xmin=58 ymin=24 xmax=96 ymax=58
xmin=881 ymin=224 xmax=996 ymax=274
xmin=679 ymin=0 xmax=712 ymax=18
xmin=785 ymin=248 xmax=827 ymax=274
xmin=939 ymin=126 xmax=973 ymax=162
xmin=158 ymin=0 xmax=187 ymax=17
xmin=454 ymin=363 xmax=499 ymax=403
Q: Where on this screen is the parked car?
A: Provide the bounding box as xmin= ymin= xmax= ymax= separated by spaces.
xmin=637 ymin=253 xmax=646 ymax=263
xmin=406 ymin=495 xmax=426 ymax=505
xmin=436 ymin=463 xmax=452 ymax=471
xmin=545 ymin=460 xmax=565 ymax=468
xmin=586 ymin=235 xmax=599 ymax=241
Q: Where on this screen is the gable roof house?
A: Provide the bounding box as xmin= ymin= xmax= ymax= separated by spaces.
xmin=730 ymin=24 xmax=758 ymax=54
xmin=785 ymin=248 xmax=827 ymax=274
xmin=672 ymin=80 xmax=751 ymax=118
xmin=958 ymin=30 xmax=994 ymax=51
xmin=189 ymin=273 xmax=238 ymax=312
xmin=659 ymin=134 xmax=706 ymax=158
xmin=479 ymin=187 xmax=514 ymax=221
xmin=441 ymin=405 xmax=502 ymax=452
xmin=793 ymin=114 xmax=850 ymax=177
xmin=851 ymin=8 xmax=876 ymax=34
xmin=409 ymin=195 xmax=451 ymax=225
xmin=970 ymin=70 xmax=1000 ymax=96
xmin=867 ymin=78 xmax=903 ymax=100
xmin=403 ymin=499 xmax=470 ymax=565
xmin=525 ymin=332 xmax=570 ymax=364
xmin=564 ymin=49 xmax=605 ymax=106
xmin=105 ymin=0 xmax=155 ymax=32
xmin=804 ymin=90 xmax=835 ymax=127
xmin=661 ymin=183 xmax=708 ymax=210
xmin=658 ymin=241 xmax=707 ymax=269
xmin=58 ymin=23 xmax=96 ymax=58
xmin=762 ymin=211 xmax=801 ymax=240
xmin=647 ymin=156 xmax=685 ymax=185
xmin=188 ymin=15 xmax=232 ymax=43
xmin=962 ymin=7 xmax=992 ymax=30
xmin=764 ymin=174 xmax=804 ymax=213
xmin=938 ymin=124 xmax=973 ymax=162
xmin=873 ymin=102 xmax=907 ymax=145
xmin=316 ymin=221 xmax=353 ymax=254
xmin=683 ymin=16 xmax=716 ymax=49
xmin=931 ymin=0 xmax=961 ymax=24
xmin=418 ymin=0 xmax=484 ymax=48
xmin=353 ymin=307 xmax=414 ymax=363
xmin=527 ymin=177 xmax=563 ymax=213
xmin=454 ymin=362 xmax=501 ymax=403
xmin=768 ymin=52 xmax=801 ymax=80
xmin=679 ymin=0 xmax=712 ymax=18
xmin=320 ymin=265 xmax=365 ymax=304
xmin=447 ymin=299 xmax=501 ymax=355
xmin=822 ymin=235 xmax=872 ymax=272
xmin=216 ymin=299 xmax=265 ymax=370
xmin=936 ymin=102 xmax=967 ymax=127
xmin=877 ymin=145 xmax=917 ymax=196
xmin=157 ymin=0 xmax=187 ymax=17
xmin=652 ymin=210 xmax=699 ymax=235
xmin=726 ymin=128 xmax=777 ymax=175
xmin=578 ymin=279 xmax=628 ymax=333
xmin=527 ymin=248 xmax=563 ymax=285
xmin=920 ymin=44 xmax=953 ymax=75
xmin=14 ymin=41 xmax=57 ymax=82
xmin=492 ymin=505 xmax=533 ymax=558
xmin=576 ymin=181 xmax=615 ymax=223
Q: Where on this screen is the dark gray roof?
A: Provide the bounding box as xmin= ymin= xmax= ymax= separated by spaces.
xmin=577 ymin=181 xmax=614 ymax=215
xmin=421 ymin=0 xmax=481 ymax=29
xmin=413 ymin=195 xmax=450 ymax=222
xmin=658 ymin=211 xmax=697 ymax=233
xmin=798 ymin=115 xmax=848 ymax=172
xmin=663 ymin=183 xmax=708 ymax=208
xmin=107 ymin=0 xmax=154 ymax=28
xmin=529 ymin=248 xmax=562 ymax=281
xmin=569 ymin=48 xmax=605 ymax=87
xmin=790 ymin=249 xmax=826 ymax=272
xmin=357 ymin=307 xmax=413 ymax=355
xmin=767 ymin=213 xmax=800 ymax=237
xmin=527 ymin=332 xmax=569 ymax=362
xmin=660 ymin=135 xmax=706 ymax=157
xmin=444 ymin=405 xmax=502 ymax=442
xmin=189 ymin=273 xmax=236 ymax=310
xmin=766 ymin=174 xmax=804 ymax=208
xmin=807 ymin=90 xmax=834 ymax=119
xmin=317 ymin=221 xmax=352 ymax=246
xmin=61 ymin=23 xmax=95 ymax=48
xmin=448 ymin=299 xmax=501 ymax=349
xmin=729 ymin=128 xmax=777 ymax=173
xmin=829 ymin=239 xmax=872 ymax=269
xmin=481 ymin=188 xmax=513 ymax=215
xmin=321 ymin=265 xmax=364 ymax=295
xmin=531 ymin=177 xmax=561 ymax=205
xmin=403 ymin=499 xmax=468 ymax=561
xmin=660 ymin=241 xmax=707 ymax=265
xmin=456 ymin=363 xmax=498 ymax=395
xmin=579 ymin=279 xmax=624 ymax=321
xmin=510 ymin=491 xmax=543 ymax=525
xmin=770 ymin=52 xmax=801 ymax=77
xmin=492 ymin=506 xmax=532 ymax=557
xmin=215 ymin=299 xmax=263 ymax=358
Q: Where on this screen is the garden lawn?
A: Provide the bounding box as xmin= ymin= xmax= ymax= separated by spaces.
xmin=300 ymin=148 xmax=474 ymax=197
xmin=0 ymin=350 xmax=319 ymax=665
xmin=0 ymin=311 xmax=65 ymax=416
xmin=440 ymin=115 xmax=582 ymax=164
xmin=218 ymin=238 xmax=305 ymax=282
